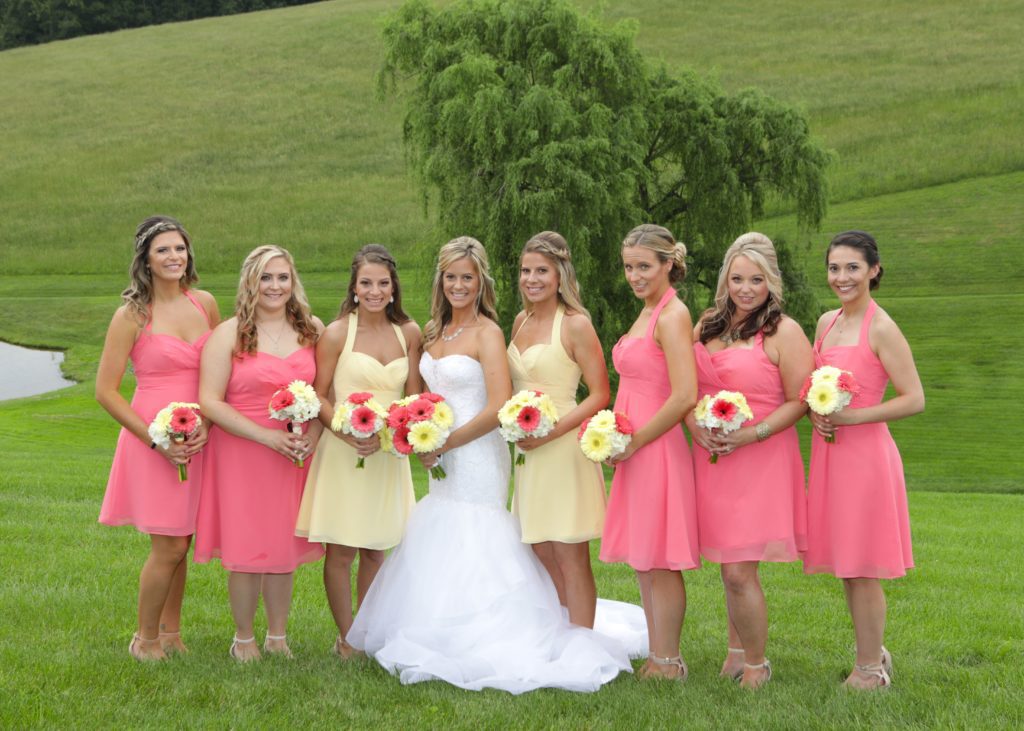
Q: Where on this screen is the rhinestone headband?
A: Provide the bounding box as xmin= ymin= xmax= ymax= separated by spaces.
xmin=135 ymin=221 xmax=180 ymax=251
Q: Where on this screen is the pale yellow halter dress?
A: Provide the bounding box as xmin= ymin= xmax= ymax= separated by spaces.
xmin=507 ymin=306 xmax=606 ymax=544
xmin=296 ymin=312 xmax=415 ymax=549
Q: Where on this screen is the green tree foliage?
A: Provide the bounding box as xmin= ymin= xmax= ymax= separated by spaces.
xmin=379 ymin=0 xmax=832 ymax=352
xmin=0 ymin=0 xmax=319 ymax=49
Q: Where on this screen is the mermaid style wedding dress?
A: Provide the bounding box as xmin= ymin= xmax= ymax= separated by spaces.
xmin=347 ymin=353 xmax=645 ymax=693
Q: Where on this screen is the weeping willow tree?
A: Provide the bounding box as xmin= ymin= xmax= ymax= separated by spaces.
xmin=378 ymin=0 xmax=831 ymax=352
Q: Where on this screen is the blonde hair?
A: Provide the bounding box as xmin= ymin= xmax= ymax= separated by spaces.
xmin=121 ymin=215 xmax=198 ymax=325
xmin=699 ymin=232 xmax=784 ymax=344
xmin=234 ymin=245 xmax=318 ymax=356
xmin=622 ymin=224 xmax=687 ymax=283
xmin=423 ymin=236 xmax=500 ymax=346
xmin=519 ymin=231 xmax=590 ymax=318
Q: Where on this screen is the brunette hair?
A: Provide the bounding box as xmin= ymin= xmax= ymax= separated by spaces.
xmin=423 ymin=236 xmax=500 ymax=346
xmin=519 ymin=231 xmax=589 ymax=318
xmin=121 ymin=215 xmax=198 ymax=324
xmin=337 ymin=244 xmax=411 ymax=324
xmin=234 ymin=245 xmax=318 ymax=356
xmin=826 ymin=230 xmax=883 ymax=290
xmin=699 ymin=232 xmax=784 ymax=344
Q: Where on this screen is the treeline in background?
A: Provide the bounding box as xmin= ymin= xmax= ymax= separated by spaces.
xmin=0 ymin=0 xmax=322 ymax=50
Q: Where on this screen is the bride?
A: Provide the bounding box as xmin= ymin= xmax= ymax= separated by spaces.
xmin=347 ymin=237 xmax=643 ymax=693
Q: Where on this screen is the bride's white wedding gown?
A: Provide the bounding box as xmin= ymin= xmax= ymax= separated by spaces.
xmin=347 ymin=353 xmax=647 ymax=694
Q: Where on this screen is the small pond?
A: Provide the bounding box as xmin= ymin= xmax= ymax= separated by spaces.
xmin=0 ymin=340 xmax=77 ymax=401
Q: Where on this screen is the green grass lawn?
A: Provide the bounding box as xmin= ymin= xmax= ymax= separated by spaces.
xmin=1 ymin=400 xmax=1021 ymax=727
xmin=2 ymin=0 xmax=1023 ymax=726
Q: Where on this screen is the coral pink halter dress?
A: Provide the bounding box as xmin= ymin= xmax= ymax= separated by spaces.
xmin=99 ymin=290 xmax=210 ymax=536
xmin=804 ymin=300 xmax=914 ymax=579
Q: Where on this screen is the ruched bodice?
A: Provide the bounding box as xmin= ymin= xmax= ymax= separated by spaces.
xmin=224 ymin=348 xmax=315 ymax=423
xmin=508 ymin=306 xmax=580 ymax=415
xmin=419 ymin=352 xmax=510 ymax=508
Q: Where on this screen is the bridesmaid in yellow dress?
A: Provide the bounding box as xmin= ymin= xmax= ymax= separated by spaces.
xmin=507 ymin=232 xmax=609 ymax=628
xmin=296 ymin=244 xmax=422 ymax=658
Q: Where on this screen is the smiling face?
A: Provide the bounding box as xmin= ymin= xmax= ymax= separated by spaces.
xmin=519 ymin=251 xmax=559 ymax=306
xmin=727 ymin=254 xmax=770 ymax=318
xmin=827 ymin=245 xmax=879 ymax=304
xmin=354 ymin=262 xmax=393 ymax=313
xmin=258 ymin=256 xmax=293 ymax=312
xmin=622 ymin=245 xmax=671 ymax=300
xmin=442 ymin=256 xmax=480 ymax=312
xmin=147 ymin=230 xmax=189 ymax=283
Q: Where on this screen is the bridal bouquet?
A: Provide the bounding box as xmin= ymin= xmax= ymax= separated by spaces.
xmin=331 ymin=392 xmax=388 ymax=468
xmin=694 ymin=390 xmax=754 ymax=463
xmin=498 ymin=390 xmax=559 ymax=465
xmin=148 ymin=402 xmax=202 ymax=482
xmin=268 ymin=380 xmax=321 ymax=467
xmin=577 ymin=410 xmax=633 ymax=463
xmin=382 ymin=392 xmax=454 ymax=479
xmin=800 ymin=365 xmax=859 ymax=443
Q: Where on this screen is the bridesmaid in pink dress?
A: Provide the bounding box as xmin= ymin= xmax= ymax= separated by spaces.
xmin=195 ymin=245 xmax=325 ymax=661
xmin=97 ymin=216 xmax=219 ymax=661
xmin=600 ymin=224 xmax=699 ymax=681
xmin=684 ymin=233 xmax=812 ymax=689
xmin=805 ymin=231 xmax=924 ymax=689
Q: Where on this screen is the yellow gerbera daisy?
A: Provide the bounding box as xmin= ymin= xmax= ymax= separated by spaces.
xmin=408 ymin=420 xmax=443 ymax=452
xmin=807 ymin=382 xmax=840 ymax=415
xmin=432 ymin=402 xmax=455 ymax=430
xmin=581 ymin=430 xmax=613 ymax=462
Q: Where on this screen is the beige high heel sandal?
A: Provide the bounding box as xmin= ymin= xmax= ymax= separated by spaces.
xmin=129 ymin=633 xmax=166 ymax=662
xmin=229 ymin=634 xmax=259 ymax=662
xmin=263 ymin=633 xmax=294 ymax=658
xmin=639 ymin=653 xmax=689 ymax=682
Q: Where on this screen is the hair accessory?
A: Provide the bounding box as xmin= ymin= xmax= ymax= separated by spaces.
xmin=135 ymin=221 xmax=178 ymax=251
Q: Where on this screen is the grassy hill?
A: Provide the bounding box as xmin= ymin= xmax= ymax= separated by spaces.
xmin=1 ymin=1 xmax=1023 ymax=727
xmin=1 ymin=0 xmax=1020 ymax=491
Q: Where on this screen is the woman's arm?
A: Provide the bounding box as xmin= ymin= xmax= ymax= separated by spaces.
xmin=612 ymin=301 xmax=697 ymax=462
xmin=715 ymin=317 xmax=813 ymax=452
xmin=199 ymin=320 xmax=306 ymax=461
xmin=313 ymin=319 xmax=345 ymax=431
xmin=95 ymin=307 xmax=194 ymax=464
xmin=402 ymin=320 xmax=424 ymax=396
xmin=518 ymin=313 xmax=609 ymax=451
xmin=829 ymin=311 xmax=925 ymax=426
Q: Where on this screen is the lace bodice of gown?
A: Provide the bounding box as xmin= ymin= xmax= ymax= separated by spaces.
xmin=420 ymin=353 xmax=511 ymax=509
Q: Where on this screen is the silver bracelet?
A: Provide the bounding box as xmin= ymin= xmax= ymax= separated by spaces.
xmin=755 ymin=422 xmax=772 ymax=442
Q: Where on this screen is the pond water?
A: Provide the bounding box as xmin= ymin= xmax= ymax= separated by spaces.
xmin=0 ymin=340 xmax=77 ymax=401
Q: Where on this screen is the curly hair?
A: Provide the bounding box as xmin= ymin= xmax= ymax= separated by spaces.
xmin=234 ymin=245 xmax=318 ymax=356
xmin=699 ymin=232 xmax=785 ymax=344
xmin=121 ymin=215 xmax=198 ymax=325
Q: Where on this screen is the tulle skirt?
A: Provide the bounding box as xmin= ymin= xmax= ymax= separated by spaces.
xmin=347 ymin=492 xmax=645 ymax=694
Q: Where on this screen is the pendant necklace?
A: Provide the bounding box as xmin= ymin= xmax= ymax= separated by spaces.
xmin=258 ymin=320 xmax=288 ymax=351
xmin=442 ymin=317 xmax=475 ymax=342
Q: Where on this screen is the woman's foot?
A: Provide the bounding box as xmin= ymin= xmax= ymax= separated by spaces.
xmin=229 ymin=634 xmax=261 ymax=663
xmin=129 ymin=633 xmax=167 ymax=661
xmin=263 ymin=633 xmax=294 ymax=658
xmin=739 ymin=660 xmax=772 ymax=689
xmin=332 ymin=636 xmax=365 ymax=660
xmin=638 ymin=653 xmax=688 ymax=682
xmin=720 ymin=647 xmax=745 ymax=680
xmin=845 ymin=646 xmax=893 ymax=690
xmin=159 ymin=631 xmax=189 ymax=655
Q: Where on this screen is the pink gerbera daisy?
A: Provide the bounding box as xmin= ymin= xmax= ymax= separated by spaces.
xmin=710 ymin=398 xmax=738 ymax=421
xmin=516 ymin=405 xmax=541 ymax=433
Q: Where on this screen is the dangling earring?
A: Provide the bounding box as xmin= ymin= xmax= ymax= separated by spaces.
xmin=389 ymin=296 xmax=394 ymax=304
xmin=353 ymin=294 xmax=359 ymax=304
